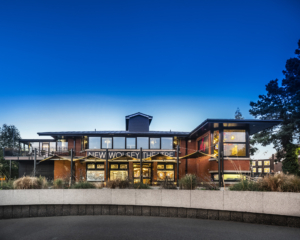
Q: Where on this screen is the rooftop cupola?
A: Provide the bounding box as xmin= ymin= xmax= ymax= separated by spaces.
xmin=125 ymin=112 xmax=153 ymax=132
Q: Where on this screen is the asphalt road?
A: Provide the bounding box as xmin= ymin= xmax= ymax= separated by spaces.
xmin=1 ymin=216 xmax=300 ymax=240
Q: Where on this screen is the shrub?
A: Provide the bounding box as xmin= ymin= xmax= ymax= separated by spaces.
xmin=106 ymin=178 xmax=132 ymax=189
xmin=179 ymin=174 xmax=197 ymax=190
xmin=53 ymin=179 xmax=64 ymax=189
xmin=72 ymin=181 xmax=96 ymax=189
xmin=133 ymin=182 xmax=151 ymax=189
xmin=229 ymin=179 xmax=261 ymax=191
xmin=13 ymin=176 xmax=48 ymax=189
xmin=0 ymin=180 xmax=14 ymax=190
xmin=229 ymin=173 xmax=300 ymax=192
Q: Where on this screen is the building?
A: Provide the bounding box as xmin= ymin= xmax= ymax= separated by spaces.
xmin=3 ymin=112 xmax=281 ymax=186
xmin=251 ymin=158 xmax=274 ymax=177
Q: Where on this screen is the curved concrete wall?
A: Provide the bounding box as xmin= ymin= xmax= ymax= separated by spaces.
xmin=0 ymin=189 xmax=299 ymax=217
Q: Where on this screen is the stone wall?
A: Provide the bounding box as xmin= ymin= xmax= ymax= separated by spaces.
xmin=0 ymin=189 xmax=300 ymax=227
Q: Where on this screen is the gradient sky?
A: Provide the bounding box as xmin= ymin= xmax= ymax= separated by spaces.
xmin=1 ymin=0 xmax=300 ymax=159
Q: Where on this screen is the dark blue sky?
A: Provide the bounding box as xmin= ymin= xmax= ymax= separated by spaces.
xmin=1 ymin=0 xmax=299 ymax=158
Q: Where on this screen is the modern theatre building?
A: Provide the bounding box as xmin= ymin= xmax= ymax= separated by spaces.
xmin=4 ymin=113 xmax=281 ymax=186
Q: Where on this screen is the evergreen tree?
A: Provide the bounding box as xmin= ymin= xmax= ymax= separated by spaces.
xmin=235 ymin=107 xmax=244 ymax=119
xmin=249 ymin=40 xmax=300 ymax=175
xmin=0 ymin=124 xmax=21 ymax=179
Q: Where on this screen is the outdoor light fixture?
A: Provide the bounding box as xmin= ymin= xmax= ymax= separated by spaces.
xmin=231 ymin=135 xmax=235 ymax=140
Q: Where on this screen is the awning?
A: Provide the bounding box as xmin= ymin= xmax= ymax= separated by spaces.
xmin=179 ymin=151 xmax=213 ymax=159
xmin=110 ymin=155 xmax=138 ymax=161
xmin=76 ymin=155 xmax=105 ymax=162
xmin=39 ymin=155 xmax=70 ymax=162
xmin=143 ymin=153 xmax=176 ymax=161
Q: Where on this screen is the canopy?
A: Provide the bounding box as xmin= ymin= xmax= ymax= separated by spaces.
xmin=110 ymin=155 xmax=138 ymax=161
xmin=39 ymin=155 xmax=70 ymax=162
xmin=179 ymin=151 xmax=213 ymax=159
xmin=143 ymin=153 xmax=176 ymax=161
xmin=76 ymin=155 xmax=105 ymax=162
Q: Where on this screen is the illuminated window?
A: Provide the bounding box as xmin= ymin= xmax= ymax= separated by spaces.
xmin=157 ymin=164 xmax=164 ymax=169
xmin=258 ymin=168 xmax=262 ymax=173
xmin=102 ymin=138 xmax=112 ymax=149
xmin=252 ymin=161 xmax=256 ymax=166
xmin=166 ymin=164 xmax=173 ymax=169
xmin=264 ymin=161 xmax=270 ymax=166
xmin=253 ymin=168 xmax=256 ymax=173
xmin=97 ymin=164 xmax=104 ymax=169
xmin=120 ymin=164 xmax=127 ymax=169
xmin=87 ymin=171 xmax=104 ymax=181
xmin=87 ymin=164 xmax=95 ymax=169
xmin=82 ymin=136 xmax=88 ymax=150
xmin=133 ymin=164 xmax=151 ymax=179
xmin=150 ymin=138 xmax=160 ymax=149
xmin=223 ymin=130 xmax=246 ymax=142
xmin=113 ymin=137 xmax=125 ymax=149
xmin=157 ymin=163 xmax=175 ymax=181
xmin=213 ymin=131 xmax=219 ymax=157
xmin=110 ymin=171 xmax=128 ymax=181
xmin=258 ymin=161 xmax=262 ymax=166
xmin=110 ymin=164 xmax=118 ymax=169
xmin=213 ymin=174 xmax=245 ymax=181
xmin=199 ymin=135 xmax=209 ymax=154
xmin=264 ymin=168 xmax=270 ymax=173
xmin=224 ymin=144 xmax=246 ymax=156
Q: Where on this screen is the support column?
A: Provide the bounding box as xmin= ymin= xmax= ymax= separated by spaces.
xmin=140 ymin=148 xmax=143 ymax=183
xmin=106 ymin=149 xmax=108 ymax=181
xmin=70 ymin=148 xmax=73 ymax=185
xmin=177 ymin=145 xmax=179 ymax=187
xmin=34 ymin=148 xmax=36 ymax=177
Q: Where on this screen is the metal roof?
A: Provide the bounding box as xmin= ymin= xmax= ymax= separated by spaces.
xmin=189 ymin=119 xmax=282 ymax=138
xmin=37 ymin=130 xmax=189 ymax=137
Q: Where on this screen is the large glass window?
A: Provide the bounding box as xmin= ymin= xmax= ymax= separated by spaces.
xmin=213 ymin=131 xmax=219 ymax=157
xmin=213 ymin=174 xmax=245 ymax=181
xmin=137 ymin=137 xmax=149 ymax=149
xmin=82 ymin=136 xmax=88 ymax=150
xmin=252 ymin=161 xmax=256 ymax=166
xmin=161 ymin=137 xmax=172 ymax=149
xmin=57 ymin=140 xmax=68 ymax=152
xmin=89 ymin=137 xmax=101 ymax=149
xmin=113 ymin=137 xmax=125 ymax=149
xmin=109 ymin=163 xmax=129 ymax=181
xmin=224 ymin=144 xmax=246 ymax=156
xmin=223 ymin=130 xmax=246 ymax=142
xmin=50 ymin=142 xmax=56 ymax=153
xmin=264 ymin=161 xmax=270 ymax=166
xmin=157 ymin=163 xmax=175 ymax=181
xmin=199 ymin=135 xmax=209 ymax=154
xmin=126 ymin=138 xmax=136 ymax=149
xmin=264 ymin=168 xmax=270 ymax=173
xmin=29 ymin=142 xmax=40 ymax=154
xmin=150 ymin=138 xmax=160 ymax=149
xmin=102 ymin=137 xmax=112 ymax=149
xmin=253 ymin=168 xmax=257 ymax=173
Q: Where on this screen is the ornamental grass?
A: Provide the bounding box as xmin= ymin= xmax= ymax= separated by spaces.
xmin=229 ymin=173 xmax=300 ymax=192
xmin=13 ymin=176 xmax=48 ymax=189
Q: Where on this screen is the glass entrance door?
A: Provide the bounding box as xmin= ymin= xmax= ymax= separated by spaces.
xmin=133 ymin=163 xmax=152 ymax=184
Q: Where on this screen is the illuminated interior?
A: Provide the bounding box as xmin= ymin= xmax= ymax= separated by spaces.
xmin=213 ymin=130 xmax=219 ymax=157
xmin=87 ymin=170 xmax=104 ymax=181
xmin=213 ymin=174 xmax=246 ymax=181
xmin=157 ymin=171 xmax=174 ymax=181
xmin=110 ymin=171 xmax=128 ymax=181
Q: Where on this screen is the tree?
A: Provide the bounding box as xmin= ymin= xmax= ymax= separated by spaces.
xmin=235 ymin=107 xmax=244 ymax=119
xmin=249 ymin=40 xmax=300 ymax=175
xmin=0 ymin=124 xmax=21 ymax=179
xmin=0 ymin=124 xmax=21 ymax=149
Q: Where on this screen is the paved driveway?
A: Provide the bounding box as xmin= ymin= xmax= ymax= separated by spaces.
xmin=1 ymin=215 xmax=299 ymax=240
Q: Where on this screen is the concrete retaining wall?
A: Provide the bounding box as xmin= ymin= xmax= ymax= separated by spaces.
xmin=0 ymin=189 xmax=300 ymax=217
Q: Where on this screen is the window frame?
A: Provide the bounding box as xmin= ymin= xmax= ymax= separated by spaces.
xmin=86 ymin=162 xmax=105 ymax=182
xmin=156 ymin=163 xmax=175 ymax=182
